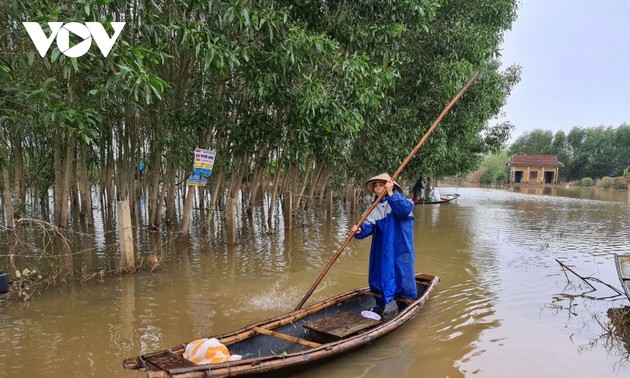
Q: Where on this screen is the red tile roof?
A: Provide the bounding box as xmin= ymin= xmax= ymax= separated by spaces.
xmin=509 ymin=155 xmax=564 ymax=168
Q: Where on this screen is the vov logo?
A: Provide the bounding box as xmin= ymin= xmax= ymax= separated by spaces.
xmin=22 ymin=22 xmax=126 ymax=58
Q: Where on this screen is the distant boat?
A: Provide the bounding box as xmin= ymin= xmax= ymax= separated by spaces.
xmin=414 ymin=193 xmax=460 ymax=205
xmin=615 ymin=253 xmax=630 ymax=301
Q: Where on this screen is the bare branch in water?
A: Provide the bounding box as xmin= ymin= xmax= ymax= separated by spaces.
xmin=556 ymin=259 xmax=625 ymax=296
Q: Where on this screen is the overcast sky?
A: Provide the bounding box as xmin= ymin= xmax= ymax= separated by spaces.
xmin=497 ymin=0 xmax=630 ymax=143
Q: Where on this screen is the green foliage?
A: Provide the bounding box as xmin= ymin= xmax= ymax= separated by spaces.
xmin=508 ymin=129 xmax=554 ymax=156
xmin=577 ymin=177 xmax=593 ymax=187
xmin=479 ymin=151 xmax=510 ymax=184
xmin=347 ymin=0 xmax=521 ymax=181
xmin=600 ymin=176 xmax=614 ymax=189
xmin=613 ymin=177 xmax=629 ymax=190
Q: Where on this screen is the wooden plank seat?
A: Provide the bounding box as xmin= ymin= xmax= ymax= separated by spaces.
xmin=251 ymin=326 xmax=321 ymax=348
xmin=303 ymin=312 xmax=380 ymax=342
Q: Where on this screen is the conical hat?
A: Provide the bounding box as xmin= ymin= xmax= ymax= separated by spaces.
xmin=364 ymin=173 xmax=403 ymax=194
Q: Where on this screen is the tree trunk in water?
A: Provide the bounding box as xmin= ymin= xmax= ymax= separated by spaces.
xmin=210 ymin=170 xmax=223 ymax=209
xmin=100 ymin=134 xmax=115 ymax=218
xmin=12 ymin=131 xmax=24 ymax=219
xmin=294 ymin=157 xmax=313 ymax=210
xmin=225 ymin=197 xmax=237 ymax=245
xmin=53 ymin=128 xmax=64 ymax=227
xmin=127 ymin=105 xmax=138 ymax=213
xmin=198 ymin=186 xmax=206 ymax=211
xmin=318 ymin=169 xmax=331 ymax=205
xmin=202 ymin=75 xmax=226 ymax=211
xmin=70 ymin=164 xmax=79 ymax=212
xmin=179 ymin=184 xmax=195 ymax=235
xmin=106 ymin=136 xmax=115 ymax=206
xmin=79 ymin=143 xmax=94 ymax=225
xmin=148 ymin=147 xmax=163 ymax=229
xmin=114 ymin=122 xmax=128 ymax=202
xmin=228 ymin=155 xmax=248 ymax=200
xmin=248 ymin=166 xmax=263 ymax=211
xmin=0 ymin=127 xmax=14 ymax=229
xmin=267 ymin=159 xmax=284 ymax=232
xmin=303 ymin=164 xmax=323 ymax=210
xmin=57 ymin=135 xmax=74 ymax=228
xmin=164 ymin=156 xmax=176 ymax=225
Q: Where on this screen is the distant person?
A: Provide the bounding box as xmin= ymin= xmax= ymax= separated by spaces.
xmin=135 ymin=161 xmax=145 ymax=180
xmin=411 ymin=175 xmax=426 ymax=202
xmin=351 ymin=173 xmax=417 ymax=316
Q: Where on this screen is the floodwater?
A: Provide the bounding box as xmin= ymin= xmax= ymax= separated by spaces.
xmin=1 ymin=186 xmax=630 ymax=378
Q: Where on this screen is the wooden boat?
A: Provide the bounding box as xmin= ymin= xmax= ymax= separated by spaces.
xmin=615 ymin=253 xmax=630 ymax=301
xmin=414 ymin=193 xmax=460 ymax=205
xmin=123 ymin=273 xmax=439 ymax=377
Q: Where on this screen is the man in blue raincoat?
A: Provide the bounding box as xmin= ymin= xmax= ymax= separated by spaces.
xmin=351 ymin=173 xmax=417 ymax=316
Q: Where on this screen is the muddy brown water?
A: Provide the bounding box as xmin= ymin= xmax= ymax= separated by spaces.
xmin=1 ymin=186 xmax=630 ymax=377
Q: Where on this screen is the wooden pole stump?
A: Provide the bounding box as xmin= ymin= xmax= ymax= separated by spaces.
xmin=117 ymin=201 xmax=135 ymax=271
xmin=328 ymin=190 xmax=333 ymax=214
xmin=284 ymin=191 xmax=293 ymax=230
xmin=225 ymin=197 xmax=237 ymax=245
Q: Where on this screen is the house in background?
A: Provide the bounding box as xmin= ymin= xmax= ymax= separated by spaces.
xmin=508 ymin=155 xmax=564 ymax=184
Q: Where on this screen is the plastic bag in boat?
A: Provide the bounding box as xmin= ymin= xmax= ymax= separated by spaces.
xmin=183 ymin=338 xmax=242 ymax=364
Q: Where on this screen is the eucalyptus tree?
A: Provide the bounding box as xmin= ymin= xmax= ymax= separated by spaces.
xmin=612 ymin=123 xmax=630 ymax=174
xmin=1 ymin=0 xmax=169 ymax=229
xmin=341 ymin=0 xmax=520 ymax=183
xmin=1 ymin=2 xmax=74 ymax=227
xmin=278 ymin=0 xmax=441 ymax=187
xmin=160 ymin=0 xmax=520 ymax=226
xmin=0 ymin=46 xmax=17 ymax=228
xmin=551 ymin=130 xmax=570 ymax=181
xmin=579 ymin=126 xmax=617 ymax=179
xmin=0 ymin=5 xmax=45 ymax=227
xmin=185 ymin=1 xmax=412 ymax=228
xmin=508 ymin=129 xmax=555 ymax=156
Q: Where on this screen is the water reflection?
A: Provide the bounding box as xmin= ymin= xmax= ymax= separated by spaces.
xmin=510 ymin=184 xmax=630 ymax=203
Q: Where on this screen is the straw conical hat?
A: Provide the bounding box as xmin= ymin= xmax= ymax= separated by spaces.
xmin=364 ymin=173 xmax=403 ymax=194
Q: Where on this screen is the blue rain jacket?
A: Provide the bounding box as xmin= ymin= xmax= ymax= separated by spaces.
xmin=355 ymin=190 xmax=417 ymax=304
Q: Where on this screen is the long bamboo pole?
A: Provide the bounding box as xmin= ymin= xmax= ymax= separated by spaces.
xmin=295 ymin=71 xmax=479 ymax=310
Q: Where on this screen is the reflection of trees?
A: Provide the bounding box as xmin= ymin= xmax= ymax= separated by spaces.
xmin=553 ymin=303 xmax=630 ymax=373
xmin=545 ymin=296 xmax=578 ymax=319
xmin=572 ymin=307 xmax=630 ymax=374
xmin=585 ymin=306 xmax=630 ymax=373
